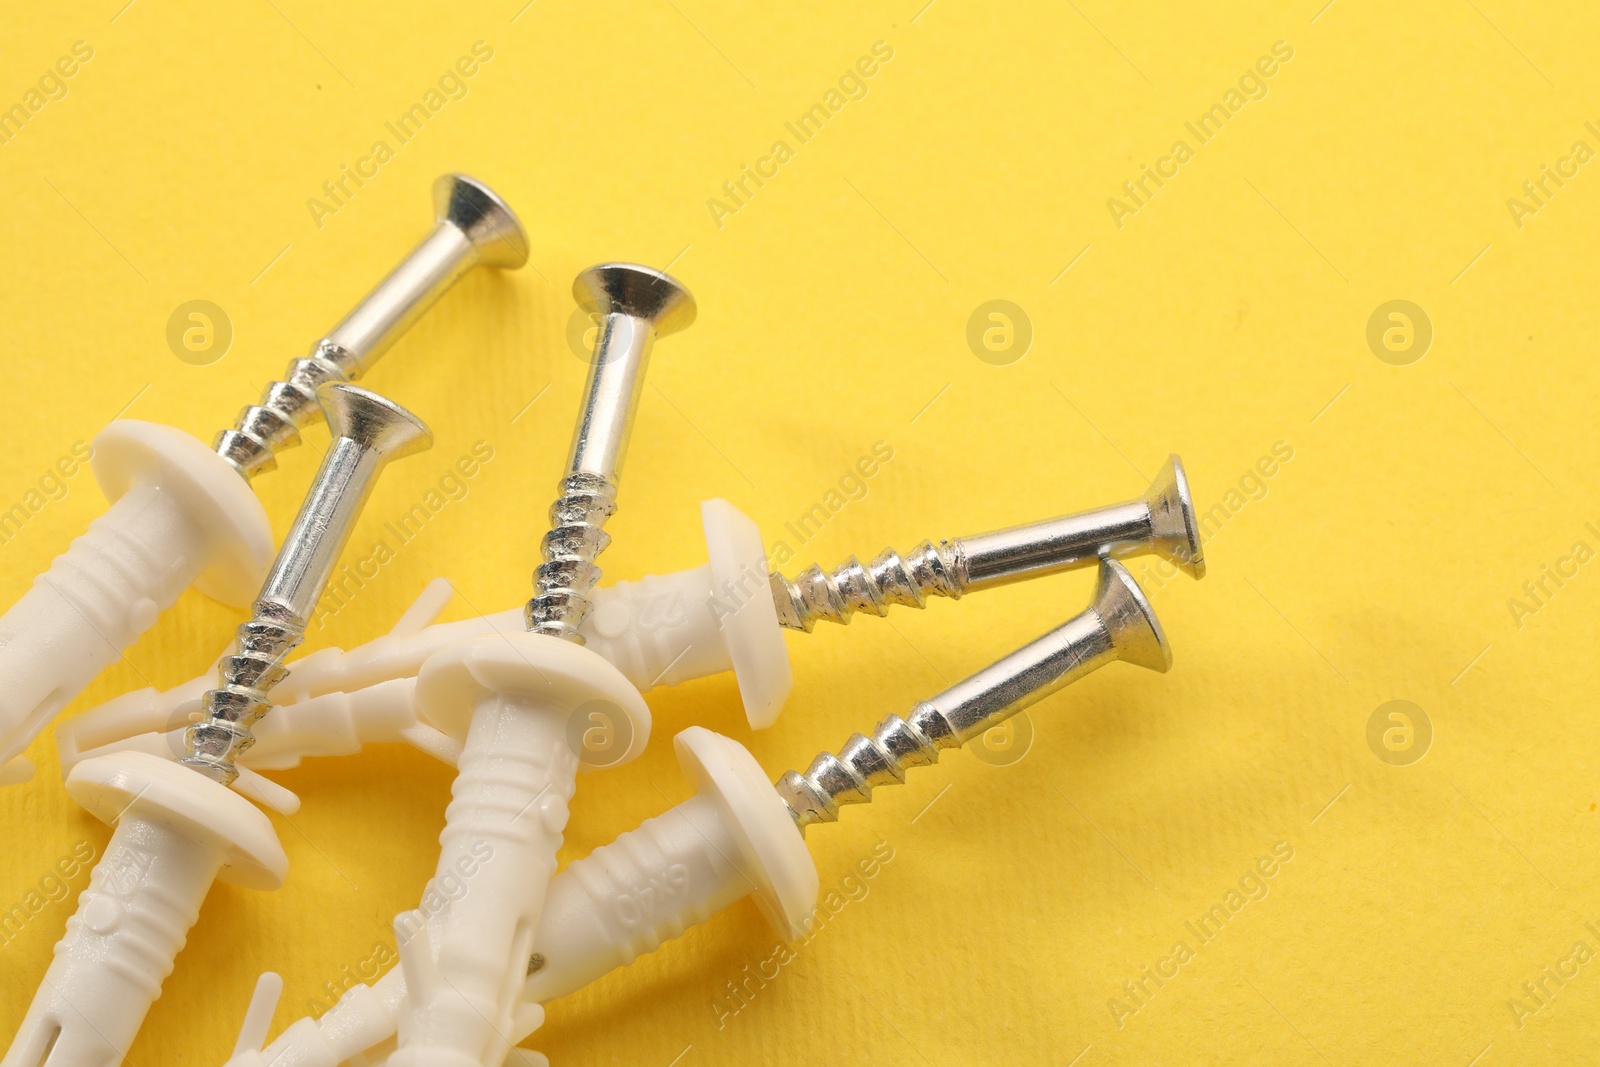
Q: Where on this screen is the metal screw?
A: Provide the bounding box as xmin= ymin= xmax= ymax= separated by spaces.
xmin=184 ymin=384 xmax=432 ymax=784
xmin=524 ymin=263 xmax=696 ymax=641
xmin=215 ymin=174 xmax=524 ymax=481
xmin=771 ymin=455 xmax=1202 ymax=632
xmin=387 ymin=265 xmax=692 ymax=1067
xmin=777 ymin=558 xmax=1170 ymax=831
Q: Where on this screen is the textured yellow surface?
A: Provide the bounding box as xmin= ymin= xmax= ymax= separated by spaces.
xmin=2 ymin=1 xmax=1599 ymax=1064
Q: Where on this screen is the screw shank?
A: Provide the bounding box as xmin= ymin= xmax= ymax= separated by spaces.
xmin=957 ymin=500 xmax=1150 ymax=592
xmin=931 ymin=609 xmax=1114 ymax=744
xmin=567 ymin=314 xmax=654 ymax=482
xmin=323 ymin=223 xmax=477 ymax=378
xmin=258 ymin=435 xmax=387 ymax=624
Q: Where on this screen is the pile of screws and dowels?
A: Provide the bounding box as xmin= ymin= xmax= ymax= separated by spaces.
xmin=0 ymin=176 xmax=1205 ymax=1067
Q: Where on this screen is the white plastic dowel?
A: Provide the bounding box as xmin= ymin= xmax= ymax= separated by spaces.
xmin=57 ymin=500 xmax=791 ymax=778
xmin=581 ymin=499 xmax=789 ymax=721
xmin=0 ymin=752 xmax=285 ymax=1067
xmin=68 ymin=728 xmax=305 ymax=816
xmin=230 ymin=973 xmax=283 ymax=1062
xmin=523 ymin=726 xmax=815 ymax=1001
xmin=0 ymin=421 xmax=272 ymax=780
xmin=226 ymin=728 xmax=816 ymax=1067
xmin=225 ymin=970 xmax=406 ymax=1067
xmin=0 ymin=756 xmax=33 ymax=786
xmin=696 ymin=499 xmax=790 ymax=725
xmin=388 ymin=634 xmax=651 ymax=1067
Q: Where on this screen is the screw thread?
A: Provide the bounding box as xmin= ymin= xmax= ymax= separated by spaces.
xmin=181 ymin=612 xmax=305 ymax=784
xmin=770 ymin=539 xmax=968 ymax=632
xmin=213 ymin=343 xmax=358 ymax=480
xmin=775 ymin=702 xmax=960 ymax=832
xmin=525 ymin=472 xmax=618 ymax=642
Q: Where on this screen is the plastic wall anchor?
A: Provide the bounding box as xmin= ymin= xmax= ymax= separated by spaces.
xmin=387 ymin=577 xmax=456 ymax=638
xmin=229 ymin=763 xmax=303 ymax=816
xmin=575 ymin=499 xmax=789 ymax=724
xmin=0 ymin=751 xmax=285 ymax=1067
xmin=0 ymin=755 xmax=33 ymax=785
xmin=230 ymin=973 xmax=283 ymax=1061
xmin=223 ymin=967 xmax=407 ymax=1066
xmin=227 ymin=970 xmax=405 ymax=1067
xmin=219 ymin=679 xmax=435 ymax=771
xmin=61 ymin=678 xmax=454 ymax=781
xmin=389 ymin=634 xmax=649 ymax=1067
xmin=64 ymin=729 xmax=303 ymax=816
xmin=231 ymin=728 xmax=814 ymax=1067
xmin=0 ymin=421 xmax=273 ymax=777
xmin=54 ymin=671 xmax=217 ymax=770
xmin=58 ymin=501 xmax=793 ymax=781
xmin=522 ymin=726 xmax=814 ymax=1002
xmin=697 ymin=499 xmax=789 ymax=725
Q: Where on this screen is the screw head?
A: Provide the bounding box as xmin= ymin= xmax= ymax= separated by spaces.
xmin=1143 ymin=454 xmax=1205 ymax=580
xmin=1094 ymin=559 xmax=1172 ymax=673
xmin=573 ymin=263 xmax=697 ymax=338
xmin=317 ymin=384 xmax=434 ymax=460
xmin=434 ymin=173 xmax=529 ymax=270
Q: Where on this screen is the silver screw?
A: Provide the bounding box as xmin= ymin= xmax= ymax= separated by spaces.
xmin=524 ymin=263 xmax=696 ymax=642
xmin=770 ymin=454 xmax=1203 ymax=632
xmin=776 ymin=558 xmax=1170 ymax=831
xmin=183 ymin=385 xmax=432 ymax=784
xmin=215 ymin=174 xmax=525 ymax=481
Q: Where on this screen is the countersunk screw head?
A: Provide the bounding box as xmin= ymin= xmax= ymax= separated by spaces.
xmin=317 ymin=383 xmax=434 ymax=460
xmin=1143 ymin=454 xmax=1205 ymax=580
xmin=1094 ymin=559 xmax=1172 ymax=673
xmin=573 ymin=263 xmax=697 ymax=337
xmin=435 ymin=173 xmax=530 ymax=270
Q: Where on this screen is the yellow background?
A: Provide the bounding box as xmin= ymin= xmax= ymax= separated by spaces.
xmin=1 ymin=1 xmax=1597 ymax=1063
